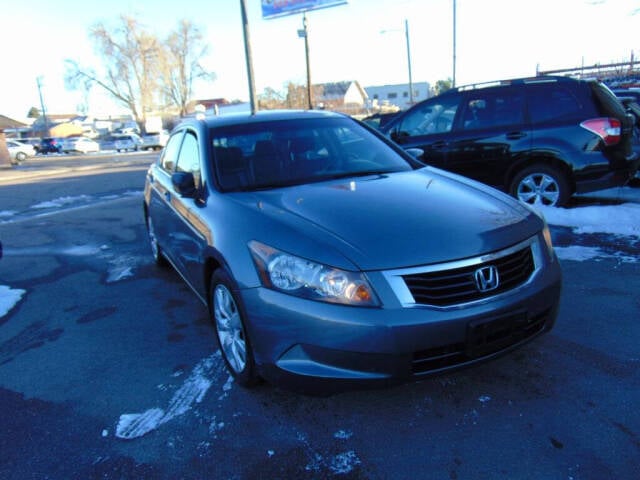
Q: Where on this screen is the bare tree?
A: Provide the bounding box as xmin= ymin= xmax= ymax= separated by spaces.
xmin=65 ymin=15 xmax=161 ymax=129
xmin=257 ymin=87 xmax=285 ymax=110
xmin=161 ymin=19 xmax=215 ymax=117
xmin=285 ymin=83 xmax=308 ymax=109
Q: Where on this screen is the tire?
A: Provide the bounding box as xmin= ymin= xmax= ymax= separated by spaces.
xmin=15 ymin=152 xmax=27 ymax=162
xmin=210 ymin=269 xmax=259 ymax=387
xmin=510 ymin=164 xmax=570 ymax=207
xmin=146 ymin=215 xmax=167 ymax=267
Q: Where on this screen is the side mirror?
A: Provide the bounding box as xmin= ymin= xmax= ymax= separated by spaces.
xmin=172 ymin=171 xmax=197 ymax=197
xmin=405 ymin=148 xmax=424 ymax=159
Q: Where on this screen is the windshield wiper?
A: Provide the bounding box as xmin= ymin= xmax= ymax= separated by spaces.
xmin=320 ymin=170 xmax=398 ymax=181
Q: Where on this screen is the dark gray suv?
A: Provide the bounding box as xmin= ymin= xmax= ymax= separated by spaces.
xmin=381 ymin=76 xmax=639 ymax=206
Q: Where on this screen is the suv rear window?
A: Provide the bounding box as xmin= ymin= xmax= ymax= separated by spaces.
xmin=528 ymin=85 xmax=584 ymax=124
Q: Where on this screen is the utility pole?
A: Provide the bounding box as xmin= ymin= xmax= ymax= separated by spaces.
xmin=240 ymin=0 xmax=258 ymax=114
xmin=36 ymin=76 xmax=49 ymax=136
xmin=298 ymin=13 xmax=313 ymax=110
xmin=405 ymin=19 xmax=414 ymax=105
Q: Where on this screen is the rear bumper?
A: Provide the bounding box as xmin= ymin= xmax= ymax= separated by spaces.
xmin=575 ymin=152 xmax=640 ymax=194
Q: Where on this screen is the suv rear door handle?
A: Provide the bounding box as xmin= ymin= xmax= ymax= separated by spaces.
xmin=506 ymin=132 xmax=526 ymax=140
xmin=431 ymin=140 xmax=448 ymax=150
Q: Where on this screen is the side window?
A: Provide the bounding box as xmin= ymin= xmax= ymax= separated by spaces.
xmin=528 ymin=85 xmax=582 ymax=124
xmin=159 ymin=131 xmax=184 ymax=173
xmin=396 ymin=96 xmax=461 ymax=136
xmin=460 ymin=90 xmax=525 ymax=130
xmin=175 ymin=132 xmax=201 ymax=187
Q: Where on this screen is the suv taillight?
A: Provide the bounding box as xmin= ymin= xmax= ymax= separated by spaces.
xmin=580 ymin=118 xmax=621 ymax=146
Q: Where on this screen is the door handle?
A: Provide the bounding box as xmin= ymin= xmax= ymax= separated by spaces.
xmin=164 ymin=191 xmax=171 ymax=202
xmin=431 ymin=141 xmax=448 ymax=150
xmin=506 ymin=132 xmax=526 ymax=140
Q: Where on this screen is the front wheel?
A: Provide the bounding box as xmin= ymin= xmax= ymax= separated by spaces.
xmin=15 ymin=152 xmax=27 ymax=162
xmin=210 ymin=269 xmax=259 ymax=387
xmin=510 ymin=164 xmax=570 ymax=207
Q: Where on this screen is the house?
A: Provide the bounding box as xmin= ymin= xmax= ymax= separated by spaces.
xmin=365 ymin=82 xmax=430 ymax=110
xmin=313 ymin=81 xmax=368 ymax=113
xmin=30 ymin=114 xmax=83 ymax=137
xmin=0 ymin=115 xmax=28 ymax=131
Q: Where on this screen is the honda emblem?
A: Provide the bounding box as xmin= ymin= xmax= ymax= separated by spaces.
xmin=474 ymin=265 xmax=500 ymax=292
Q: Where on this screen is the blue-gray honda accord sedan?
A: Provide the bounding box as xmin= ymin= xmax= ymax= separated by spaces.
xmin=143 ymin=110 xmax=562 ymax=392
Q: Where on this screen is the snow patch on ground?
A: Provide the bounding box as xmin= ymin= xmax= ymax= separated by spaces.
xmin=63 ymin=245 xmax=103 ymax=256
xmin=554 ymin=246 xmax=604 ymax=262
xmin=0 ymin=285 xmax=26 ymax=318
xmin=305 ymin=450 xmax=362 ymax=475
xmin=537 ymin=203 xmax=640 ymax=236
xmin=115 ymin=354 xmax=223 ymax=440
xmin=105 ymin=255 xmax=137 ymax=283
xmin=31 ymin=195 xmax=93 ymax=209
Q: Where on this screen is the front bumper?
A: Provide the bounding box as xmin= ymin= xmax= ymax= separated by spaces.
xmin=239 ymin=251 xmax=562 ymax=393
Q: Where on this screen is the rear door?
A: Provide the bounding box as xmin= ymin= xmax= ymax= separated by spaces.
xmin=146 ymin=130 xmax=185 ymax=268
xmin=445 ymin=86 xmax=530 ymax=187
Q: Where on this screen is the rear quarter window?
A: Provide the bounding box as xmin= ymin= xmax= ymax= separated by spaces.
xmin=527 ymin=85 xmax=586 ymax=124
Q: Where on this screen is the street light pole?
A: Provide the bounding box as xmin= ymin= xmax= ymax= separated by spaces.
xmin=240 ymin=0 xmax=258 ymax=114
xmin=404 ymin=19 xmax=414 ymax=105
xmin=452 ymin=0 xmax=457 ymax=88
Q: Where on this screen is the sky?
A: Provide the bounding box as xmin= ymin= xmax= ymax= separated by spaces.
xmin=1 ymin=0 xmax=639 ymax=119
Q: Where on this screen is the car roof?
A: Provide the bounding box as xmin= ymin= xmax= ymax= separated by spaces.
xmin=447 ymin=75 xmax=587 ymax=94
xmin=176 ymin=109 xmax=346 ymax=130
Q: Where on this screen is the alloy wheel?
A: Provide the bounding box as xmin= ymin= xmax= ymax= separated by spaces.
xmin=213 ymin=284 xmax=247 ymax=374
xmin=516 ymin=173 xmax=560 ymax=206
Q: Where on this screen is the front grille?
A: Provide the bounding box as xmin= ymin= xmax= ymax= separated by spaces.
xmin=402 ymin=245 xmax=535 ymax=307
xmin=411 ymin=309 xmax=549 ymax=374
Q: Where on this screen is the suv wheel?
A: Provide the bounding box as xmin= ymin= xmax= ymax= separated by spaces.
xmin=510 ymin=164 xmax=570 ymax=207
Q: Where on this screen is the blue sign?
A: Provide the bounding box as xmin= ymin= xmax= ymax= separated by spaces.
xmin=262 ymin=0 xmax=347 ymax=19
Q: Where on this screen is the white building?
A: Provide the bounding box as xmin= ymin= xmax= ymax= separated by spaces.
xmin=364 ymin=82 xmax=430 ymax=110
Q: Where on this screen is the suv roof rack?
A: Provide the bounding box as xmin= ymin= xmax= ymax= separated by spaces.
xmin=453 ymin=75 xmax=574 ymax=92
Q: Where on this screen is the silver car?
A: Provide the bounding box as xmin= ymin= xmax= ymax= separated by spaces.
xmin=6 ymin=139 xmax=36 ymax=164
xmin=143 ymin=110 xmax=562 ymax=392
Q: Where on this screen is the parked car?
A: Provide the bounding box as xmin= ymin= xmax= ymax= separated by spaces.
xmin=360 ymin=111 xmax=401 ymax=130
xmin=618 ymin=96 xmax=640 ymax=182
xmin=143 ymin=110 xmax=562 ymax=392
xmin=141 ymin=130 xmax=169 ymax=150
xmin=114 ymin=133 xmax=143 ymax=152
xmin=60 ymin=136 xmax=100 ymax=154
xmin=38 ymin=137 xmax=62 ymax=154
xmin=381 ymin=76 xmax=639 ymax=207
xmin=612 ymin=88 xmax=640 ymax=103
xmin=6 ymin=139 xmax=36 ymax=164
xmin=16 ymin=137 xmax=42 ymax=153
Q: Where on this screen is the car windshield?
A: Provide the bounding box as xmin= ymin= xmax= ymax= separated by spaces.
xmin=211 ymin=117 xmax=416 ymax=191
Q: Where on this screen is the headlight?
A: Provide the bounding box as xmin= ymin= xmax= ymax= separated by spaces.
xmin=249 ymin=241 xmax=379 ymax=307
xmin=541 ymin=223 xmax=556 ymax=262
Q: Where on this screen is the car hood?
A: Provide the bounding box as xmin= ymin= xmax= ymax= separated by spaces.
xmin=234 ymin=169 xmax=541 ymax=271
